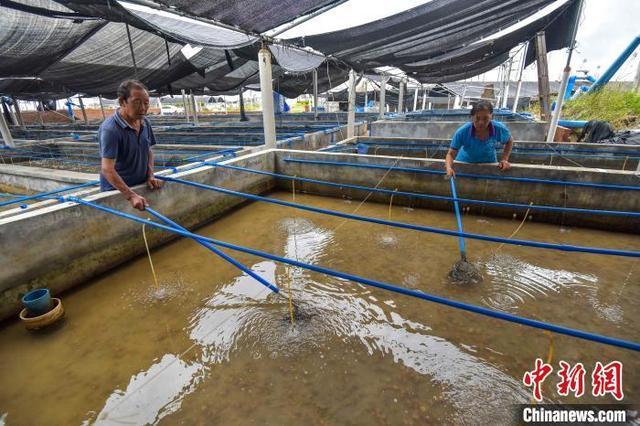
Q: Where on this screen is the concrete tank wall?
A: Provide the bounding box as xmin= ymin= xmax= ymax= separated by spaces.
xmin=0 ymin=151 xmax=276 ymax=322
xmin=369 ymin=121 xmax=548 ymax=141
xmin=340 ymin=137 xmax=640 ymax=170
xmin=0 ymin=164 xmax=97 ymax=193
xmin=274 ymin=150 xmax=640 ymax=233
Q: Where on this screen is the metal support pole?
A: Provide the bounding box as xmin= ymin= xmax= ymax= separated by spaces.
xmin=502 ymin=57 xmax=513 ymax=109
xmin=546 ymin=67 xmax=571 ymax=142
xmin=239 ymin=87 xmax=248 ymax=121
xmin=364 ymin=79 xmax=368 ymax=111
xmin=37 ymin=102 xmax=45 ymax=126
xmin=459 ymin=85 xmax=468 ymax=108
xmin=0 ymin=107 xmax=14 ymax=147
xmin=125 ymin=23 xmax=139 ymax=79
xmin=313 ymin=68 xmax=319 ymax=120
xmin=379 ymin=75 xmax=387 ymax=120
xmin=190 ymin=91 xmax=199 ymax=126
xmin=397 ymin=78 xmax=405 ymax=113
xmin=421 ymin=86 xmax=427 ymax=110
xmin=634 ymin=59 xmax=640 ymax=93
xmin=496 ymin=63 xmax=504 ymax=106
xmin=535 ymin=31 xmax=551 ymax=121
xmin=413 ymin=87 xmax=419 ymax=111
xmin=347 ymin=69 xmax=356 ymax=138
xmin=5 ymin=101 xmax=17 ymax=126
xmin=258 ymin=47 xmax=277 ymax=148
xmin=11 ymin=96 xmax=24 ymax=127
xmin=512 ymin=43 xmax=529 ymax=112
xmin=78 ymin=96 xmax=89 ymax=126
xmin=546 ymin=0 xmax=584 ymax=143
xmin=181 ymin=89 xmax=190 ymax=123
xmin=99 ymin=95 xmax=106 ymax=120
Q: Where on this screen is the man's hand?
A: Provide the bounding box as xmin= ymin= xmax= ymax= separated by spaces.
xmin=127 ymin=192 xmax=148 ymax=211
xmin=445 ymin=164 xmax=456 ymax=178
xmin=498 ymin=160 xmax=511 ymax=171
xmin=146 ymin=176 xmax=164 ymax=190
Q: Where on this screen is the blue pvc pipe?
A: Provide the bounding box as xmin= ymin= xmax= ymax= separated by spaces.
xmin=565 ymin=75 xmax=577 ymax=101
xmin=356 ymin=141 xmax=640 ymax=156
xmin=449 ymin=177 xmax=466 ymax=258
xmin=0 ymin=181 xmax=98 ymax=208
xmin=283 ymin=158 xmax=640 ymax=191
xmin=145 ymin=207 xmax=280 ymax=294
xmin=199 ymin=162 xmax=640 ymax=219
xmin=558 ymin=120 xmax=588 ymax=129
xmin=588 ymin=36 xmax=640 ymax=93
xmin=159 ymin=175 xmax=640 ymax=258
xmin=63 ymin=196 xmax=640 ymax=352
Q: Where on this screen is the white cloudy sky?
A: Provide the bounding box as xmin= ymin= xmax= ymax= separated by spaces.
xmin=277 ymin=0 xmax=640 ymax=82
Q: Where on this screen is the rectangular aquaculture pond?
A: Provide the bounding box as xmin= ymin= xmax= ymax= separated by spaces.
xmin=0 ymin=149 xmax=638 ymax=425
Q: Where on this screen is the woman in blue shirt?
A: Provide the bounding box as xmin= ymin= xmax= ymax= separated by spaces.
xmin=445 ymin=101 xmax=513 ymax=177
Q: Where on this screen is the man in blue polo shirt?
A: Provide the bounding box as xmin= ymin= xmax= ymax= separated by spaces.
xmin=445 ymin=100 xmax=513 ymax=177
xmin=99 ymin=80 xmax=162 ymax=210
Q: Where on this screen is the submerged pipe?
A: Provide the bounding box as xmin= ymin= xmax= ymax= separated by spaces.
xmin=145 ymin=208 xmax=280 ymax=294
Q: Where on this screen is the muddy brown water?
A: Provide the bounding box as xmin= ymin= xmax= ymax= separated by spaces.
xmin=0 ymin=191 xmax=638 ymax=425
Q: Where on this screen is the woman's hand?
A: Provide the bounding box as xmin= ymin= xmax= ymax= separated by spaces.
xmin=498 ymin=160 xmax=511 ymax=171
xmin=446 ymin=164 xmax=456 ymax=178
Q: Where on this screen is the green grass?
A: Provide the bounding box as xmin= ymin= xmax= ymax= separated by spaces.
xmin=524 ymin=87 xmax=640 ymax=130
xmin=561 ymin=87 xmax=640 ymax=130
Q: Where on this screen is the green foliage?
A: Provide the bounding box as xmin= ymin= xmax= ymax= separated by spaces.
xmin=562 ymin=88 xmax=640 ymax=130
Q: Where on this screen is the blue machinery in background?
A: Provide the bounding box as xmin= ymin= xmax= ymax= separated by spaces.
xmin=60 ymin=194 xmax=640 ymax=352
xmin=587 ymin=35 xmax=640 ymax=94
xmin=559 ymin=35 xmax=640 ymax=103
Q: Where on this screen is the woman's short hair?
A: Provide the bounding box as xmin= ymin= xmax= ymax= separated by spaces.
xmin=470 ymin=100 xmax=493 ymax=116
xmin=117 ymin=80 xmax=148 ymax=102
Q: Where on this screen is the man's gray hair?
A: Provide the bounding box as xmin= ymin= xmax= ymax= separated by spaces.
xmin=117 ymin=79 xmax=148 ymax=101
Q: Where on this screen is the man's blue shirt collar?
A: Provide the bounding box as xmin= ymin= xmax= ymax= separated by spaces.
xmin=114 ymin=110 xmax=145 ymax=131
